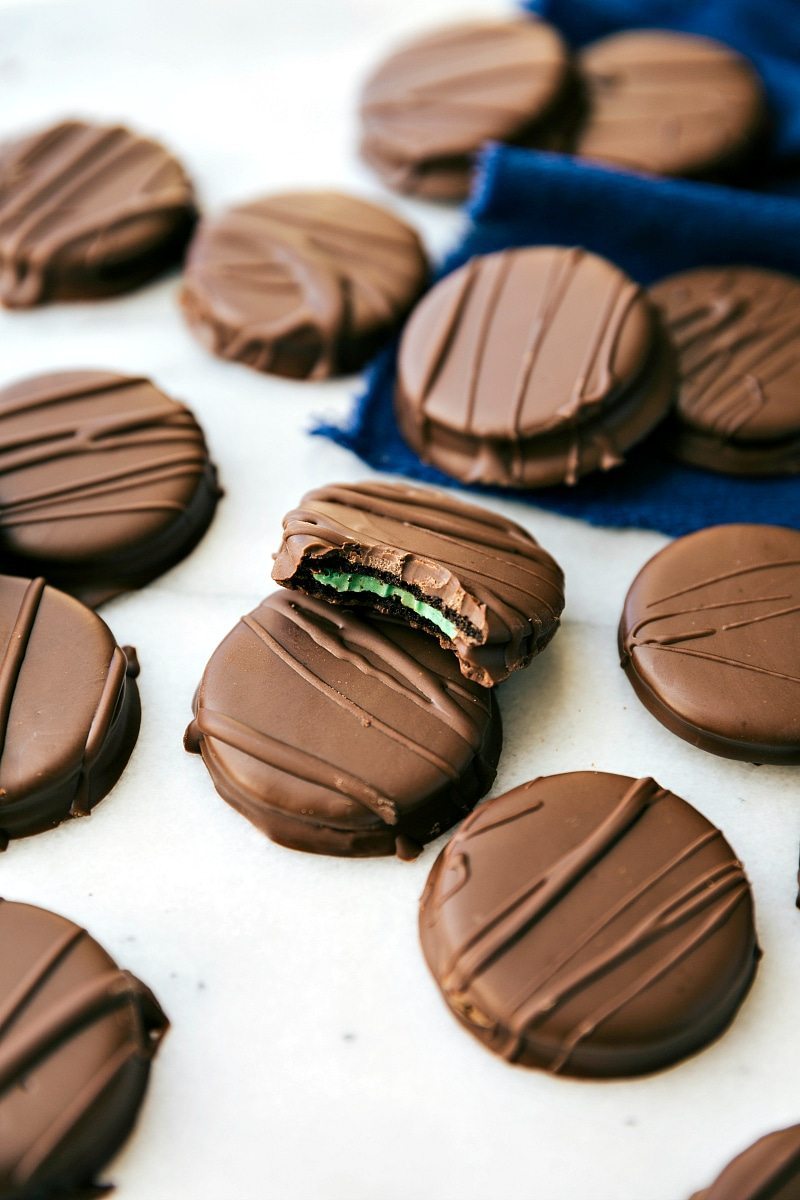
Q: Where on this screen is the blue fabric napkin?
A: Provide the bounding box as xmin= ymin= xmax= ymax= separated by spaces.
xmin=314 ymin=4 xmax=800 ymax=535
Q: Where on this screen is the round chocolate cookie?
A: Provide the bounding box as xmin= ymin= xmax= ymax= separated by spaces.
xmin=0 ymin=574 xmax=141 ymax=845
xmin=0 ymin=119 xmax=197 ymax=307
xmin=272 ymin=480 xmax=565 ymax=687
xmin=395 ymin=246 xmax=675 ymax=487
xmin=359 ymin=18 xmax=579 ymax=201
xmin=619 ymin=524 xmax=800 ymax=764
xmin=420 ymin=771 xmax=759 ymax=1078
xmin=576 ymin=31 xmax=766 ymax=179
xmin=690 ymin=1124 xmax=800 ymax=1200
xmin=181 ymin=191 xmax=428 ymax=379
xmin=0 ymin=898 xmax=168 ymax=1198
xmin=0 ymin=369 xmax=221 ymax=607
xmin=650 ymin=266 xmax=800 ymax=476
xmin=185 ymin=589 xmax=501 ymax=859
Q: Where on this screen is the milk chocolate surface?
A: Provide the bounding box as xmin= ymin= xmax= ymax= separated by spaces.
xmin=0 ymin=899 xmax=168 ymax=1198
xmin=395 ymin=247 xmax=675 ymax=488
xmin=181 ymin=191 xmax=428 ymax=379
xmin=420 ymin=772 xmax=759 ymax=1078
xmin=620 ymin=524 xmax=800 ymax=763
xmin=0 ymin=369 xmax=220 ymax=607
xmin=272 ymin=481 xmax=565 ymax=687
xmin=576 ymin=31 xmax=766 ymax=179
xmin=650 ymin=266 xmax=800 ymax=475
xmin=0 ymin=574 xmax=140 ymax=845
xmin=690 ymin=1124 xmax=800 ymax=1200
xmin=186 ymin=589 xmax=501 ymax=858
xmin=0 ymin=119 xmax=197 ymax=306
xmin=359 ymin=18 xmax=578 ymax=200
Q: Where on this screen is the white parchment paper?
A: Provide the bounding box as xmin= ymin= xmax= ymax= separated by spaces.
xmin=0 ymin=2 xmax=798 ymax=1198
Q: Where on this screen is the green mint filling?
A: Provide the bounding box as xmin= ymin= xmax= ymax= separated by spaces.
xmin=311 ymin=569 xmax=457 ymax=639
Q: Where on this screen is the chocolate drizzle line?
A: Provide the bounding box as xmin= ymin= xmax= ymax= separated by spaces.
xmin=276 ymin=600 xmax=482 ymax=748
xmin=193 ymin=706 xmax=399 ymax=825
xmin=187 ymin=588 xmax=500 ymax=856
xmin=241 ymin=612 xmax=461 ymax=782
xmin=0 ymin=121 xmax=195 ymax=306
xmin=0 ymin=968 xmax=159 ymax=1097
xmin=441 ymin=778 xmax=667 ymax=995
xmin=653 ymin=269 xmax=800 ymax=439
xmin=690 ymin=1124 xmax=800 ymax=1200
xmin=623 ymin=559 xmax=800 ymax=686
xmin=0 ymin=376 xmax=209 ymax=529
xmin=273 ymin=481 xmax=565 ymax=689
xmin=416 ymin=248 xmax=642 ymax=440
xmin=359 ymin=19 xmax=574 ymax=198
xmin=182 ymin=192 xmax=426 ymax=380
xmin=0 ymin=575 xmax=44 ymax=766
xmin=0 ymin=900 xmax=168 ymax=1193
xmin=423 ymin=774 xmax=756 ymax=1073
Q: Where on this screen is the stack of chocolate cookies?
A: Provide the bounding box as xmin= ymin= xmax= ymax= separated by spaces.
xmin=186 ymin=479 xmax=565 ymax=857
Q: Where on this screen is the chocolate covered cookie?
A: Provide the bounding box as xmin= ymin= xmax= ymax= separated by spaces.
xmin=0 ymin=574 xmax=140 ymax=845
xmin=0 ymin=898 xmax=168 ymax=1198
xmin=0 ymin=369 xmax=220 ymax=607
xmin=272 ymin=481 xmax=565 ymax=687
xmin=395 ymin=247 xmax=675 ymax=487
xmin=690 ymin=1124 xmax=800 ymax=1200
xmin=359 ymin=18 xmax=578 ymax=201
xmin=619 ymin=524 xmax=800 ymax=764
xmin=420 ymin=772 xmax=759 ymax=1077
xmin=650 ymin=266 xmax=800 ymax=475
xmin=0 ymin=119 xmax=197 ymax=306
xmin=185 ymin=589 xmax=501 ymax=858
xmin=181 ymin=191 xmax=428 ymax=379
xmin=576 ymin=31 xmax=766 ymax=179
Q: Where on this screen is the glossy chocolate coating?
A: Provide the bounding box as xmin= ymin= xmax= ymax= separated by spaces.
xmin=181 ymin=191 xmax=428 ymax=379
xmin=0 ymin=574 xmax=140 ymax=845
xmin=396 ymin=246 xmax=675 ymax=488
xmin=0 ymin=369 xmax=221 ymax=607
xmin=185 ymin=589 xmax=501 ymax=858
xmin=619 ymin=524 xmax=800 ymax=763
xmin=359 ymin=18 xmax=578 ymax=201
xmin=0 ymin=119 xmax=197 ymax=307
xmin=0 ymin=899 xmax=168 ymax=1199
xmin=576 ymin=31 xmax=766 ymax=179
xmin=650 ymin=267 xmax=800 ymax=476
xmin=690 ymin=1124 xmax=800 ymax=1200
xmin=272 ymin=480 xmax=565 ymax=687
xmin=420 ymin=772 xmax=759 ymax=1078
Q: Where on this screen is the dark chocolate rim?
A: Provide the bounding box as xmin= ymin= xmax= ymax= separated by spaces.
xmin=187 ymin=689 xmax=502 ymax=859
xmin=180 ymin=201 xmax=429 ymax=379
xmin=419 ymin=790 xmax=760 ymax=1079
xmin=359 ymin=65 xmax=583 ymax=203
xmin=427 ymin=919 xmax=759 ymax=1079
xmin=618 ymin=621 xmax=800 ymax=765
xmin=357 ymin=23 xmax=580 ymax=203
xmin=0 ymin=460 xmax=221 ymax=610
xmin=181 ymin=268 xmax=426 ymax=382
xmin=17 ymin=1049 xmax=153 ymax=1200
xmin=0 ymin=205 xmax=197 ymax=308
xmin=395 ymin=321 xmax=676 ymax=489
xmin=0 ymin=664 xmax=141 ymax=845
xmin=670 ymin=421 xmax=800 ymax=478
xmin=1 ymin=906 xmax=169 ymax=1198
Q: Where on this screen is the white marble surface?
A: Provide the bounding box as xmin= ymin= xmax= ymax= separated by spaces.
xmin=0 ymin=2 xmax=798 ymax=1198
